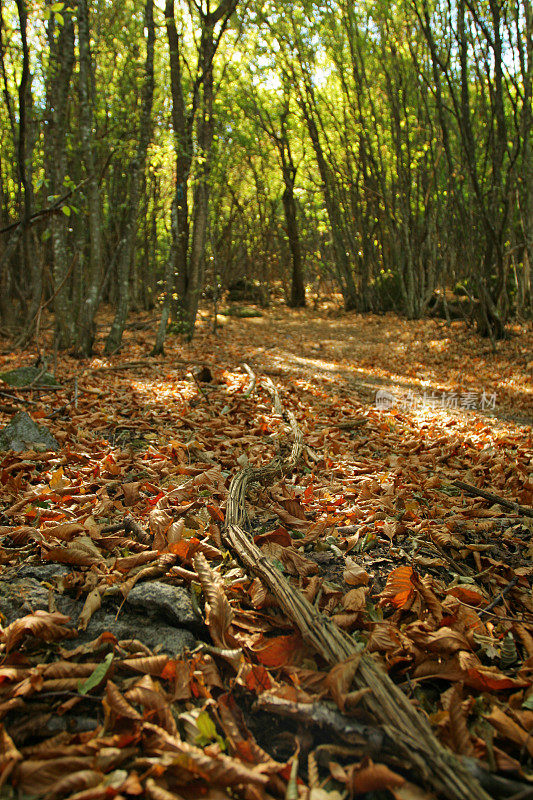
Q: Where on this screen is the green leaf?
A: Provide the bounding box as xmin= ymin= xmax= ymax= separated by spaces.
xmin=54 ymin=12 xmax=64 ymax=25
xmin=522 ymin=695 xmax=533 ymax=710
xmin=196 ymin=710 xmax=217 ymax=741
xmin=61 ymin=205 xmax=71 ymax=217
xmin=50 ymin=2 xmax=64 ymax=10
xmin=78 ymin=652 xmax=113 ymax=695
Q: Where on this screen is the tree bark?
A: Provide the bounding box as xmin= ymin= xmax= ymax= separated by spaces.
xmin=105 ymin=0 xmax=155 ymax=354
xmin=45 ymin=8 xmax=75 ymax=349
xmin=75 ymin=0 xmax=102 ymax=356
xmin=299 ymin=90 xmax=357 ymax=311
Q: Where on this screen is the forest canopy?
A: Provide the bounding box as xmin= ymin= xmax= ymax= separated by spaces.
xmin=0 ymin=0 xmax=531 ymax=351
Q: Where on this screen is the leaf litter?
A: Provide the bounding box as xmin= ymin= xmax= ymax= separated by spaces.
xmin=0 ymin=307 xmax=531 ymax=799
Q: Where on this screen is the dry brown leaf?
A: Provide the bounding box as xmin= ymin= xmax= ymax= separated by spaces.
xmin=342 ymin=587 xmax=367 ymax=612
xmin=142 ymin=721 xmax=270 ymax=787
xmin=487 ymin=705 xmax=533 ymax=758
xmin=78 ymin=587 xmax=102 ymax=631
xmin=447 ymin=683 xmax=474 ymax=755
xmin=1 ymin=611 xmax=74 ymax=652
xmin=104 ymin=680 xmax=143 ymax=721
xmin=125 ymin=676 xmax=178 ymax=734
xmin=331 ymin=759 xmax=404 ymax=794
xmin=325 ymin=653 xmax=362 ymax=712
xmin=194 ymin=553 xmax=236 ymax=648
xmin=343 ymin=558 xmax=370 ymax=587
xmin=122 ymin=481 xmax=142 ymax=506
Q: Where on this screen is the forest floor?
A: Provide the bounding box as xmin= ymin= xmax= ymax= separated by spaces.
xmin=0 ymin=303 xmax=532 ymax=799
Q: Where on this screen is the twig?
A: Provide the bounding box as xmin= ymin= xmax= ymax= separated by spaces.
xmin=0 ymin=385 xmax=63 ymax=393
xmin=124 ymin=515 xmax=152 ymax=545
xmin=90 ymin=360 xmax=162 ymax=372
xmin=479 ymin=576 xmax=519 ymax=617
xmin=452 ymin=597 xmax=525 ymax=623
xmin=0 ymin=177 xmax=91 ymax=234
xmin=454 ymin=480 xmax=533 ymax=518
xmin=188 ymin=370 xmax=209 ymax=402
xmin=254 ymin=694 xmax=383 ymax=753
xmin=506 ymin=787 xmax=533 ymax=800
xmin=0 ymin=390 xmax=39 ymax=406
xmin=241 ymin=362 xmax=256 ymax=397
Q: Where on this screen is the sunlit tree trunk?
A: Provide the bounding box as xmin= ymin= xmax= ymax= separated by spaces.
xmin=154 ymin=0 xmax=239 ymax=350
xmin=76 ymin=0 xmax=102 ymax=356
xmin=300 ymin=97 xmax=357 ymax=311
xmin=105 ymin=0 xmax=154 ymax=354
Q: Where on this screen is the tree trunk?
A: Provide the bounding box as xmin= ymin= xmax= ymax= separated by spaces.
xmin=282 ymin=165 xmax=305 ymax=307
xmin=152 ymin=198 xmax=178 ymax=355
xmin=105 ymin=0 xmax=154 ymax=354
xmin=155 ymin=0 xmax=239 ymax=349
xmin=45 ymin=9 xmax=75 ymax=348
xmin=299 ymin=97 xmax=357 ymax=311
xmin=183 ymin=29 xmax=216 ymax=337
xmin=76 ymin=0 xmax=102 ymax=356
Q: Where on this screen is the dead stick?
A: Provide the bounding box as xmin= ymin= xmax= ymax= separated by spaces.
xmin=0 ymin=390 xmax=40 ymax=406
xmin=453 ymin=480 xmax=533 ymax=518
xmin=479 ymin=576 xmax=519 ymax=617
xmin=242 ymin=363 xmax=256 ymax=397
xmin=222 ymin=378 xmax=490 ymax=800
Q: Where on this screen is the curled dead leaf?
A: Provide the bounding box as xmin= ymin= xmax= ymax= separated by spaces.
xmin=1 ymin=611 xmax=73 ymax=652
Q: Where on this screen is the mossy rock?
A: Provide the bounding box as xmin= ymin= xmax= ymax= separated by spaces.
xmin=223 ymin=305 xmax=263 ymax=318
xmin=0 ymin=411 xmax=59 ymax=451
xmin=0 ymin=366 xmax=61 ymax=387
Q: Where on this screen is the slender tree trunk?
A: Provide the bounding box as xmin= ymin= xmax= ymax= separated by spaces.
xmin=76 ymin=0 xmax=102 ymax=356
xmin=152 ymin=198 xmax=178 ymax=355
xmin=12 ymin=0 xmax=39 ymax=336
xmin=154 ymin=0 xmax=239 ymax=349
xmin=165 ymin=0 xmax=192 ymax=327
xmin=281 ymin=164 xmax=305 ymax=307
xmin=105 ymin=0 xmax=154 ymax=353
xmin=299 ymin=97 xmax=357 ymax=310
xmin=183 ymin=30 xmax=216 ymax=336
xmin=518 ymin=0 xmax=532 ymax=313
xmin=45 ymin=9 xmax=74 ymax=348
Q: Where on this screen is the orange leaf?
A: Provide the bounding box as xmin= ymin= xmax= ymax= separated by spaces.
xmin=253 ymin=634 xmax=302 ymax=668
xmin=207 ymin=504 xmax=224 ymax=522
xmin=243 ymin=664 xmax=273 ymax=693
xmin=447 ymin=586 xmax=487 ymax=606
xmin=379 ymin=566 xmax=415 ymax=608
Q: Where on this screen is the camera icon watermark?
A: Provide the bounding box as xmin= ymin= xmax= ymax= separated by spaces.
xmin=375 ymin=389 xmax=398 ymax=411
xmin=374 ymin=388 xmax=497 ymax=412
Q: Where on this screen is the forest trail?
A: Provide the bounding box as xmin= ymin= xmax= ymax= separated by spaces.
xmin=0 ymin=306 xmax=532 ymax=799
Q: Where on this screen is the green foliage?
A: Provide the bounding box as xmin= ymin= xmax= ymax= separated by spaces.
xmin=0 ymin=0 xmax=529 ymax=338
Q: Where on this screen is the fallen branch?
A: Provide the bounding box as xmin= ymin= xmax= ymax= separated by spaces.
xmin=90 ymin=358 xmax=212 ymax=372
xmin=479 ymin=576 xmax=519 ymax=617
xmin=222 ymin=377 xmax=491 ymax=800
xmin=453 ymin=479 xmax=533 ymax=518
xmin=241 ymin=363 xmax=256 ymax=397
xmin=253 ymin=694 xmax=384 ymax=755
xmin=0 ymin=385 xmax=63 ymax=393
xmin=90 ymin=360 xmax=162 ymax=372
xmin=0 ymin=390 xmax=40 ymax=406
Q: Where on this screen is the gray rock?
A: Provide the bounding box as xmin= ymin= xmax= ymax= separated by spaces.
xmin=0 ymin=366 xmax=60 ymax=387
xmin=0 ymin=577 xmax=196 ymax=657
xmin=125 ymin=580 xmax=197 ymax=627
xmin=0 ymin=411 xmax=59 ymax=452
xmin=14 ymin=563 xmax=70 ymax=581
